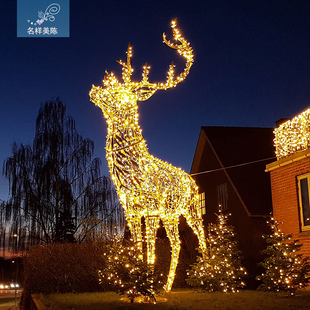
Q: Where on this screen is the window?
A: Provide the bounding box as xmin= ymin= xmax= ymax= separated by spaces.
xmin=298 ymin=173 xmax=310 ymax=231
xmin=218 ymin=183 xmax=228 ymax=211
xmin=199 ymin=192 xmax=206 ymax=215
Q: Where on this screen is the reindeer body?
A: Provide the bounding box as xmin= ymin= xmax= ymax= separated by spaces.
xmin=90 ymin=20 xmax=206 ymax=291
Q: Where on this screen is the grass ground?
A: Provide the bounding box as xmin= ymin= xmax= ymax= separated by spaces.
xmin=39 ymin=289 xmax=310 ymax=310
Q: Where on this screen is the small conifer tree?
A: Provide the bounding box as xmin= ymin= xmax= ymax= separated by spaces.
xmin=256 ymin=219 xmax=310 ymax=295
xmin=186 ymin=206 xmax=246 ymax=292
xmin=98 ymin=238 xmax=163 ymax=303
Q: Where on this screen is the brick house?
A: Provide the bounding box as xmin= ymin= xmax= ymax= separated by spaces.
xmin=266 ymin=108 xmax=310 ymax=257
xmin=190 ymin=126 xmax=275 ymax=287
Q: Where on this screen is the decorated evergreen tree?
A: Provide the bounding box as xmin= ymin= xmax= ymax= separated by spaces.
xmin=98 ymin=238 xmax=163 ymax=303
xmin=256 ymin=219 xmax=310 ymax=295
xmin=186 ymin=206 xmax=246 ymax=292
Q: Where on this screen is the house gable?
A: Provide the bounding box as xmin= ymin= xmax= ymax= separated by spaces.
xmin=191 ymin=126 xmax=275 ymax=217
xmin=190 ymin=126 xmax=275 ymax=288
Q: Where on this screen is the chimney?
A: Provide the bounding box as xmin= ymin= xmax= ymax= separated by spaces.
xmin=275 ymin=118 xmax=290 ymax=127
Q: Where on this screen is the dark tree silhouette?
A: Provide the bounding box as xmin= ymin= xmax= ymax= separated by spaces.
xmin=2 ymin=99 xmax=124 ymax=251
xmin=0 ymin=201 xmax=7 ymax=257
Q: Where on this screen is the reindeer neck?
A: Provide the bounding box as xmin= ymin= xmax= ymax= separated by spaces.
xmin=106 ymin=112 xmax=147 ymax=155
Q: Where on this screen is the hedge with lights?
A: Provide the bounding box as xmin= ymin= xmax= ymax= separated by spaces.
xmin=274 ymin=107 xmax=310 ymax=159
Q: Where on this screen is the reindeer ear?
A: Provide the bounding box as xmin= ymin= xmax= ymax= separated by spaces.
xmin=103 ymin=71 xmax=120 ymax=88
xmin=136 ymin=88 xmax=157 ymax=102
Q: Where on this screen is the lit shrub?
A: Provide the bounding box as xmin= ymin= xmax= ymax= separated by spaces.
xmin=99 ymin=239 xmax=164 ymax=303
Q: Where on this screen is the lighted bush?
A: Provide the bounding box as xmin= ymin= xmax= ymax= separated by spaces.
xmin=256 ymin=219 xmax=310 ymax=295
xmin=23 ymin=243 xmax=107 ymax=294
xmin=99 ymin=239 xmax=164 ymax=303
xmin=186 ymin=208 xmax=246 ymax=293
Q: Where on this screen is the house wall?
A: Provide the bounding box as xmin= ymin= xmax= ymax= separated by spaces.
xmin=194 ymin=170 xmax=270 ymax=283
xmin=269 ymin=155 xmax=310 ymax=256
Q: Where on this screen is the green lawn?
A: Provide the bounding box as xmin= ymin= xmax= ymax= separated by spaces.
xmin=39 ymin=289 xmax=310 ymax=310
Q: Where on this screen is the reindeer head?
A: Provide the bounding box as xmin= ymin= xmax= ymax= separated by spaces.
xmin=89 ymin=20 xmax=194 ymax=121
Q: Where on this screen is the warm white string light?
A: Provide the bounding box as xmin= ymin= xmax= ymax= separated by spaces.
xmin=274 ymin=108 xmax=310 ymax=159
xmin=90 ymin=19 xmax=206 ymax=292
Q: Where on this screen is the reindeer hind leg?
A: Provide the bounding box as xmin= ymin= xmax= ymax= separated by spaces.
xmin=184 ymin=212 xmax=207 ymax=252
xmin=162 ymin=219 xmax=181 ymax=292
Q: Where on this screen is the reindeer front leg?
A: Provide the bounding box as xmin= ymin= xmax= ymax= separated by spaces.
xmin=145 ymin=215 xmax=159 ymax=266
xmin=162 ymin=219 xmax=181 ymax=292
xmin=127 ymin=215 xmax=143 ymax=254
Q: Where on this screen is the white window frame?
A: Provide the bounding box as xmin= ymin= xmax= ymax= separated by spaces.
xmin=297 ymin=172 xmax=310 ymax=231
xmin=199 ymin=192 xmax=206 ymax=215
xmin=218 ymin=183 xmax=228 ymax=211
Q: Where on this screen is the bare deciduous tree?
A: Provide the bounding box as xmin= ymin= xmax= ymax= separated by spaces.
xmin=2 ymin=99 xmax=124 ymax=252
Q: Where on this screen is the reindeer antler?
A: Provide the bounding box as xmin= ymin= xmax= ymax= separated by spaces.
xmin=158 ymin=19 xmax=194 ymax=90
xmin=103 ymin=19 xmax=194 ymax=102
xmin=134 ymin=19 xmax=194 ymax=100
xmin=117 ymin=43 xmax=134 ymax=84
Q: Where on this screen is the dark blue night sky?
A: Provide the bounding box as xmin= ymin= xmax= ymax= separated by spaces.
xmin=1 ymin=0 xmax=310 ymax=200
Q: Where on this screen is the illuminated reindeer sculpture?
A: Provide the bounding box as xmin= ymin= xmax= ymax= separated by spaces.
xmin=90 ymin=20 xmax=206 ymax=291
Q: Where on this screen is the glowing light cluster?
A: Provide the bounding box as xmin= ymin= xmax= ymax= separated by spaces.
xmin=274 ymin=108 xmax=310 ymax=159
xmin=90 ymin=20 xmax=206 ymax=292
